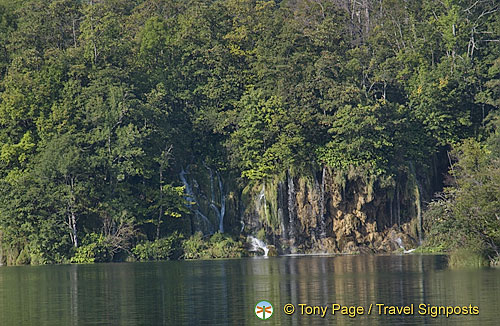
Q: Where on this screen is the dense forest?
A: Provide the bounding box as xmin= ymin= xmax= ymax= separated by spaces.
xmin=0 ymin=0 xmax=498 ymax=265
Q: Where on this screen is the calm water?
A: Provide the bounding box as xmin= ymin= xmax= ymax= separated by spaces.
xmin=0 ymin=255 xmax=499 ymax=325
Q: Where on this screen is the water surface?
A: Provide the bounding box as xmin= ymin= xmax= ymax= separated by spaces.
xmin=0 ymin=255 xmax=498 ymax=325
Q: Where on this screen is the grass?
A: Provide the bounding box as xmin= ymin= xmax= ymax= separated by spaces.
xmin=447 ymin=248 xmax=489 ymax=268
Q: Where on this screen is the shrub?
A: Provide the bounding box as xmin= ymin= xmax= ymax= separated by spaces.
xmin=15 ymin=248 xmax=30 ymax=265
xmin=132 ymin=232 xmax=184 ymax=261
xmin=207 ymin=233 xmax=244 ymax=258
xmin=422 ymin=138 xmax=500 ymax=266
xmin=183 ymin=232 xmax=244 ymax=259
xmin=71 ymin=233 xmax=112 ymax=263
xmin=182 ymin=232 xmax=207 ymax=259
xmin=448 ymin=247 xmax=488 ymax=268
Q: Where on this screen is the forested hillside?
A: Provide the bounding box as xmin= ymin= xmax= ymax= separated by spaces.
xmin=0 ymin=0 xmax=498 ymax=265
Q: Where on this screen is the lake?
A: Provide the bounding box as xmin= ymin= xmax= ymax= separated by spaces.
xmin=0 ymin=255 xmax=499 ymax=325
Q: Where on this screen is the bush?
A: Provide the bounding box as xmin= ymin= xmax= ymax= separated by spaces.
xmin=183 ymin=232 xmax=244 ymax=259
xmin=423 ymin=138 xmax=500 ymax=266
xmin=207 ymin=233 xmax=244 ymax=258
xmin=71 ymin=233 xmax=112 ymax=263
xmin=448 ymin=247 xmax=489 ymax=268
xmin=182 ymin=232 xmax=208 ymax=259
xmin=132 ymin=232 xmax=184 ymax=261
xmin=15 ymin=248 xmax=30 ymax=265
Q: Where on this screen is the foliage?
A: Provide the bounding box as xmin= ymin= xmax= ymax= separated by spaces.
xmin=229 ymin=88 xmax=308 ymax=180
xmin=182 ymin=232 xmax=207 ymax=260
xmin=183 ymin=232 xmax=244 ymax=259
xmin=317 ymin=101 xmax=431 ymax=176
xmin=423 ymin=134 xmax=500 ymax=265
xmin=132 ymin=232 xmax=184 ymax=261
xmin=15 ymin=248 xmax=30 ymax=265
xmin=448 ymin=247 xmax=489 ymax=268
xmin=0 ymin=0 xmax=498 ymax=263
xmin=71 ymin=233 xmax=113 ymax=264
xmin=205 ymin=232 xmax=245 ymax=259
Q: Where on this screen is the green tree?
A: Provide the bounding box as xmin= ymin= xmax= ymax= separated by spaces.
xmin=424 ymin=137 xmax=500 ymax=262
xmin=229 ymin=88 xmax=307 ymax=180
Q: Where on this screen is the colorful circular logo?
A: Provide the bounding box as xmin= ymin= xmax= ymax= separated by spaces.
xmin=255 ymin=301 xmax=273 ymax=320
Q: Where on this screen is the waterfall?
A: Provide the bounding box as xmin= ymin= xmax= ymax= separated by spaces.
xmin=217 ymin=171 xmax=226 ymax=233
xmin=248 ymin=236 xmax=269 ymax=256
xmin=277 ymin=181 xmax=288 ymax=240
xmin=395 ymin=237 xmax=415 ymax=254
xmin=257 ymin=183 xmax=268 ymax=221
xmin=313 ymin=166 xmax=327 ymax=239
xmin=204 ymin=163 xmax=226 ymax=233
xmin=409 ymin=161 xmax=422 ymax=244
xmin=258 ymin=184 xmax=265 ymax=202
xmin=179 ymin=168 xmax=195 ymax=205
xmin=319 ymin=166 xmax=327 ymax=238
xmin=395 ymin=237 xmax=403 ymax=249
xmin=415 ymin=182 xmax=422 ymax=244
xmin=179 ymin=168 xmax=214 ymax=233
xmin=287 ymin=171 xmax=297 ymax=242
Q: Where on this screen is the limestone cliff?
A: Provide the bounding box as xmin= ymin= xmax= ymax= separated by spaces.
xmin=240 ymin=164 xmax=442 ymax=254
xmin=180 ymin=157 xmax=445 ymax=254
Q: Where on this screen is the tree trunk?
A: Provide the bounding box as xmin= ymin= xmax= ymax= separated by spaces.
xmin=68 ymin=176 xmax=78 ymax=248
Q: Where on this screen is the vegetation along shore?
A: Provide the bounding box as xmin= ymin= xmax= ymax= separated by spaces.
xmin=0 ymin=0 xmax=498 ymax=267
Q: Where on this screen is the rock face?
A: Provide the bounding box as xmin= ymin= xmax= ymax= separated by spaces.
xmin=240 ymin=167 xmax=430 ymax=254
xmin=179 ymin=160 xmax=443 ymax=254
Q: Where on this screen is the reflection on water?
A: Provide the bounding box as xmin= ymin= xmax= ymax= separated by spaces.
xmin=0 ymin=255 xmax=498 ymax=325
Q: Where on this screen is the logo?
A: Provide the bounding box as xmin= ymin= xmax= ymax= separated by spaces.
xmin=255 ymin=301 xmax=273 ymax=320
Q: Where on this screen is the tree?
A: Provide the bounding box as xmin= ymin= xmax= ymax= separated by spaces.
xmin=424 ymin=137 xmax=500 ymax=261
xmin=229 ymin=88 xmax=307 ymax=180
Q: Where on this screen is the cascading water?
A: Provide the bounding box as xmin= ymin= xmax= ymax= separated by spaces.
xmin=216 ymin=171 xmax=226 ymax=232
xmin=179 ymin=168 xmax=214 ymax=233
xmin=204 ymin=163 xmax=226 ymax=233
xmin=248 ymin=236 xmax=269 ymax=256
xmin=287 ymin=171 xmax=297 ymax=246
xmin=319 ymin=166 xmax=327 ymax=238
xmin=409 ymin=161 xmax=423 ymax=244
xmin=257 ymin=184 xmax=268 ymax=221
xmin=395 ymin=237 xmax=403 ymax=249
xmin=395 ymin=237 xmax=415 ymax=254
xmin=277 ymin=181 xmax=288 ymax=241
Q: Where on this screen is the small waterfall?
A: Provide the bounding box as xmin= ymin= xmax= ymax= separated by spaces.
xmin=409 ymin=161 xmax=423 ymax=244
xmin=395 ymin=237 xmax=415 ymax=254
xmin=217 ymin=171 xmax=226 ymax=233
xmin=395 ymin=237 xmax=404 ymax=249
xmin=415 ymin=182 xmax=422 ymax=244
xmin=287 ymin=171 xmax=297 ymax=244
xmin=204 ymin=163 xmax=226 ymax=233
xmin=257 ymin=183 xmax=268 ymax=221
xmin=277 ymin=181 xmax=288 ymax=240
xmin=179 ymin=168 xmax=214 ymax=233
xmin=179 ymin=168 xmax=195 ymax=205
xmin=248 ymin=236 xmax=269 ymax=256
xmin=319 ymin=166 xmax=327 ymax=238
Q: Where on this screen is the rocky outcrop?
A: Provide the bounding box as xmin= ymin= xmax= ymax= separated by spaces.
xmin=241 ymin=167 xmax=431 ymax=254
xmin=180 ymin=158 xmax=445 ymax=255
